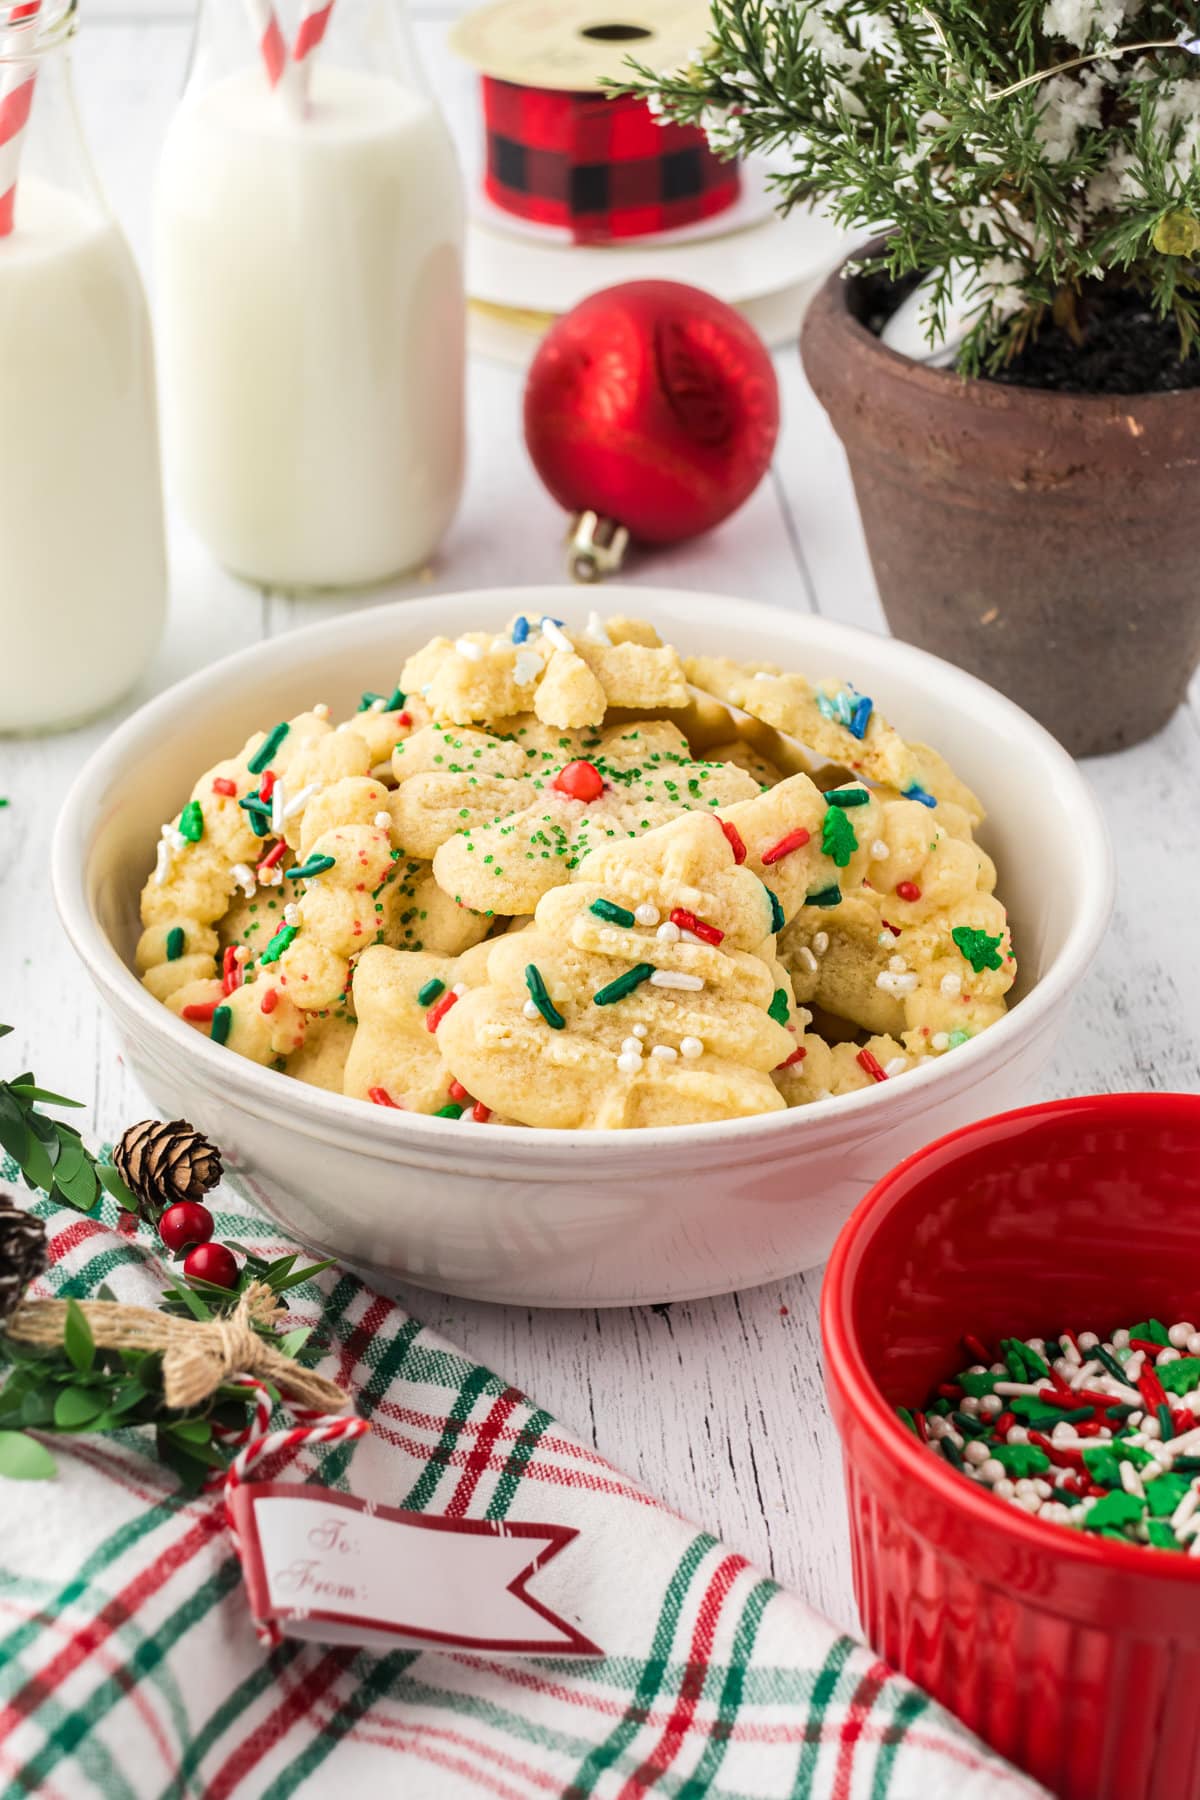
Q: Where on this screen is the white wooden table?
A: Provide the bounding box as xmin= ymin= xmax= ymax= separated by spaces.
xmin=4 ymin=0 xmax=1199 ymax=1638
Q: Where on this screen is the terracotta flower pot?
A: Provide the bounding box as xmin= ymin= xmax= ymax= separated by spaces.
xmin=801 ymin=250 xmax=1200 ymax=757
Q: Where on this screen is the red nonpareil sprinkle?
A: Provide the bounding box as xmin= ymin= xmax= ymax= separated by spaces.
xmin=856 ymin=1047 xmax=888 ymax=1083
xmin=776 ymin=1044 xmax=807 ymax=1069
xmin=212 ymin=776 xmax=237 ymax=797
xmin=425 ymin=990 xmax=459 ymax=1032
xmin=895 ymin=881 xmax=922 ymax=902
xmin=260 ymin=988 xmax=279 ymax=1015
xmin=182 ymin=1002 xmax=218 ymax=1022
xmin=448 ymin=1079 xmax=468 ymax=1103
xmin=880 ymin=919 xmax=902 ymax=937
xmin=761 ymin=826 xmax=811 ymax=866
xmin=368 ymin=1086 xmax=402 ymax=1108
xmin=719 ymin=819 xmax=747 ymax=863
xmin=669 ymin=907 xmax=724 ymax=945
xmin=552 ymin=759 xmax=604 ymax=802
xmin=258 ymin=840 xmax=287 ymax=873
xmin=471 ymin=1102 xmax=491 ymax=1124
xmin=963 ymin=1333 xmax=993 ymax=1364
xmin=396 ymin=711 xmax=413 ymax=728
xmin=259 ymin=770 xmax=276 ymax=800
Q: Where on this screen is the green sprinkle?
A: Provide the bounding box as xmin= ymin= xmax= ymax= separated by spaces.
xmin=593 ymin=963 xmax=656 ymax=1006
xmin=386 ymin=685 xmax=407 ymax=712
xmin=417 ymin=977 xmax=445 ymax=1006
xmin=358 ymin=691 xmax=385 ymax=711
xmin=1147 ymin=1520 xmax=1182 ymax=1548
xmin=525 ymin=964 xmax=566 ymax=1029
xmin=248 ymin=721 xmax=289 ymax=774
xmin=1130 ymin=1318 xmax=1170 ymax=1346
xmin=952 ymin=925 xmax=1004 ymax=973
xmin=805 ymin=884 xmax=842 ymax=908
xmin=260 ymin=925 xmax=297 ymax=965
xmin=287 ymin=854 xmax=336 ymax=880
xmin=1094 ymin=1344 xmax=1129 ymax=1386
xmin=990 ymin=1442 xmax=1051 ymax=1478
xmin=1159 ymin=1357 xmax=1200 ymax=1395
xmin=823 ymin=788 xmax=870 ymax=808
xmin=590 ymin=898 xmax=636 ymax=928
xmin=435 ymin=1103 xmax=464 ymax=1119
xmin=165 ymin=927 xmax=185 ymax=962
xmin=958 ymin=1370 xmax=998 ymax=1397
xmin=1083 ymin=1491 xmax=1145 ymax=1532
xmin=765 ymin=886 xmax=785 ymax=934
xmin=178 ymin=800 xmax=204 ymax=843
xmin=938 ymin=1435 xmax=964 ymax=1470
xmin=210 ymin=1004 xmax=232 ymax=1046
xmin=947 ymin=1028 xmax=972 ymax=1049
xmin=897 ymin=1406 xmax=918 ymax=1436
xmin=821 ymin=806 xmax=858 ymax=867
xmin=768 ymin=988 xmax=790 ymax=1026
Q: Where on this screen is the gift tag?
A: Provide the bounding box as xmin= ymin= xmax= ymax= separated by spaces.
xmin=229 ymin=1482 xmax=602 ymax=1655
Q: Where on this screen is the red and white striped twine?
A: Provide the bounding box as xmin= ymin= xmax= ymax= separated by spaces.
xmin=0 ymin=0 xmax=42 ymax=239
xmin=211 ymin=1375 xmax=371 ymax=1647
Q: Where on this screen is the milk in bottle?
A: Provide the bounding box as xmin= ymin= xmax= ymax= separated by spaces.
xmin=155 ymin=0 xmax=465 ymax=590
xmin=0 ymin=3 xmax=166 ymax=733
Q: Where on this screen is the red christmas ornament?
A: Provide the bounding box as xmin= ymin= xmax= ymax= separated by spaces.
xmin=524 ymin=280 xmax=780 ymax=578
xmin=552 ymin=759 xmax=604 ymax=801
xmin=159 ymin=1200 xmax=214 ymax=1254
xmin=183 ymin=1241 xmax=239 ymax=1290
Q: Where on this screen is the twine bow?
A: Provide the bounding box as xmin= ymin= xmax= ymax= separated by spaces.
xmin=4 ymin=1281 xmax=350 ymax=1413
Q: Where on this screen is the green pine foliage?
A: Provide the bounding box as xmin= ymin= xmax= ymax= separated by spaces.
xmin=616 ymin=0 xmax=1200 ymax=371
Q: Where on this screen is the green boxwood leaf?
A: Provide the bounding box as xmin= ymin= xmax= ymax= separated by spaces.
xmin=8 ymin=1085 xmax=84 ymax=1109
xmin=53 ymin=1387 xmax=107 ymax=1429
xmin=97 ymin=1164 xmax=138 ymax=1211
xmin=63 ymin=1300 xmax=94 ymax=1374
xmin=0 ymin=1430 xmax=55 ymax=1481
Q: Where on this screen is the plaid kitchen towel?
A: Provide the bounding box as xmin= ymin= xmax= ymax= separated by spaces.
xmin=0 ymin=1174 xmax=1043 ymax=1800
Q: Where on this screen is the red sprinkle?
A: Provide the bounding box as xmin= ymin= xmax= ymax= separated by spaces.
xmin=895 ymin=881 xmax=922 ymax=902
xmin=1138 ymin=1365 xmax=1169 ymax=1414
xmin=914 ymin=1410 xmax=929 ymax=1442
xmin=856 ymin=1048 xmax=888 ymax=1083
xmin=762 ymin=826 xmax=811 ymax=866
xmin=425 ymin=990 xmax=460 ymax=1033
xmin=471 ymin=1102 xmax=491 ymax=1124
xmin=396 ymin=711 xmax=413 ymax=728
xmin=994 ymin=1411 xmax=1017 ymax=1436
xmin=257 ymin=840 xmax=287 ymax=873
xmin=670 ymin=907 xmax=724 ymax=945
xmin=182 ymin=1002 xmax=218 ymax=1022
xmin=368 ymin=1086 xmax=402 ymax=1108
xmin=258 ymin=770 xmax=277 ymax=800
xmin=719 ymin=820 xmax=747 ymax=863
xmin=221 ymin=946 xmax=242 ymax=996
xmin=552 ymin=759 xmax=604 ymax=802
xmin=776 ymin=1044 xmax=808 ymax=1069
xmin=212 ymin=776 xmax=237 ymax=797
xmin=1130 ymin=1338 xmax=1167 ymax=1358
xmin=936 ymin=1383 xmax=963 ymax=1401
xmin=963 ymin=1333 xmax=993 ymax=1364
xmin=448 ymin=1079 xmax=469 ymax=1104
xmin=260 ymin=988 xmax=279 ymax=1015
xmin=880 ymin=919 xmax=902 ymax=937
xmin=1029 ymin=1429 xmax=1087 ymax=1471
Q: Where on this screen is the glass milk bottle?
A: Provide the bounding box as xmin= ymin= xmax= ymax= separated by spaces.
xmin=155 ymin=0 xmax=466 ymax=591
xmin=0 ymin=0 xmax=166 ymax=734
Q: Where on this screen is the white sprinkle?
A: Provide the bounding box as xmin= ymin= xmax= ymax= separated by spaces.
xmin=523 ymin=999 xmax=540 ymax=1020
xmin=374 ymin=811 xmax=391 ymax=830
xmin=452 ymin=983 xmax=467 ymax=997
xmin=940 ymin=972 xmax=962 ymax=997
xmin=1078 ymin=1331 xmax=1099 ymax=1351
xmin=1060 ymin=1337 xmax=1083 ymax=1368
xmin=1159 ymin=1347 xmax=1182 ymax=1365
xmin=1188 ymin=1333 xmax=1200 ymax=1356
xmin=283 ymin=903 xmax=300 ymax=927
xmin=876 ymin=970 xmax=919 ymax=996
xmin=1120 ymin=1462 xmax=1146 ymax=1499
xmin=632 ymin=1023 xmax=648 ymax=1039
xmin=656 ymin=921 xmax=681 ymax=944
xmin=584 ymin=609 xmax=612 ymax=645
xmin=541 ymin=618 xmax=573 ymax=654
xmin=871 ymin=839 xmax=889 ymax=859
xmin=931 ymin=1032 xmax=950 ymax=1051
xmin=812 ymin=932 xmax=829 ymax=955
xmin=616 ymin=1051 xmax=642 ymax=1074
xmin=1113 ymin=1329 xmax=1131 ymax=1350
xmin=271 ymin=782 xmax=286 ymax=834
xmin=981 ymin=1458 xmax=1006 ymax=1482
xmin=964 ymin=1441 xmax=990 ymax=1466
xmin=1172 ymin=1486 xmax=1200 ymax=1533
xmin=796 ymin=947 xmax=818 ymax=974
xmin=313 ymin=702 xmax=331 ymax=720
xmin=650 ymin=970 xmax=704 ymax=991
xmin=368 ymin=697 xmax=387 ymax=713
xmin=232 ymin=863 xmax=257 ymax=898
xmin=154 ymin=837 xmax=173 ymax=886
xmin=680 ymin=1036 xmax=704 ymax=1059
xmin=620 ymin=1037 xmax=644 ymax=1056
xmin=651 ymin=1045 xmax=678 ymax=1061
xmin=883 ymin=1056 xmax=909 ymax=1078
xmin=993 ymin=1382 xmax=1043 ymax=1397
xmin=681 ymin=930 xmax=705 ymax=946
xmin=282 ymin=782 xmax=320 ymax=821
xmin=1169 ymin=1322 xmax=1196 ymax=1349
xmin=752 ymin=670 xmax=773 ymax=681
xmin=455 ymin=637 xmax=483 ymax=661
xmin=979 ymin=1394 xmax=1003 ymax=1417
xmin=634 ymin=904 xmax=660 ymax=926
xmin=888 ymin=954 xmax=908 ymax=973
xmin=335 ymin=720 xmax=355 ymax=733
xmin=513 ymin=649 xmax=543 ymax=686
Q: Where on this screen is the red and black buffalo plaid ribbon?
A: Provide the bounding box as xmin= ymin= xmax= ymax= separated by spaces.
xmin=481 ymin=76 xmax=741 ymax=243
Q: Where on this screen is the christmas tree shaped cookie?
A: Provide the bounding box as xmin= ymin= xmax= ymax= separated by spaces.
xmin=437 ymin=811 xmax=798 ymax=1129
xmin=390 ymin=718 xmax=763 ymax=917
xmin=402 ymin=613 xmax=688 ymax=730
xmin=343 ymin=943 xmax=495 ymax=1116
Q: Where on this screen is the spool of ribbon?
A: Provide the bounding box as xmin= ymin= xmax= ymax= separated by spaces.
xmin=480 ymin=76 xmax=740 ymax=244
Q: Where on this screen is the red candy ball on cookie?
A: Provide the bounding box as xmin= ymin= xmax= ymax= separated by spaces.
xmin=553 ymin=760 xmax=604 ymax=801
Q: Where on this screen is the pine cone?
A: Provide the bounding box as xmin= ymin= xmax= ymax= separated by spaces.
xmin=112 ymin=1119 xmax=222 ymax=1221
xmin=0 ymin=1193 xmax=48 ymax=1325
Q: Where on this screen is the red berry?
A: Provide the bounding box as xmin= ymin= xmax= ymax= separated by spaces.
xmin=159 ymin=1201 xmax=214 ymax=1254
xmin=183 ymin=1241 xmax=239 ymax=1289
xmin=552 ymin=759 xmax=604 ymax=802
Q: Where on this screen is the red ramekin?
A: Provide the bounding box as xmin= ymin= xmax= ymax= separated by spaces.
xmin=822 ymin=1092 xmax=1200 ymax=1800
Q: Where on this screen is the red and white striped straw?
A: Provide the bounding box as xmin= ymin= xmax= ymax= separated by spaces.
xmin=0 ymin=0 xmax=41 ymax=239
xmin=291 ymin=0 xmax=336 ymax=108
xmin=240 ymin=0 xmax=298 ymax=107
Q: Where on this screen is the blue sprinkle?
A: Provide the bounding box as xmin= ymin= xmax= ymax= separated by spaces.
xmin=512 ymin=616 xmax=530 ymax=644
xmin=541 ymin=614 xmax=565 ymax=628
xmin=848 ymin=694 xmax=874 ymax=739
xmin=816 ymin=689 xmax=853 ymax=728
xmin=903 ymin=782 xmax=938 ymax=809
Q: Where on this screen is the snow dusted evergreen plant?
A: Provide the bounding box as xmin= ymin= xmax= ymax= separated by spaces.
xmin=618 ymin=1 xmax=1200 ymax=374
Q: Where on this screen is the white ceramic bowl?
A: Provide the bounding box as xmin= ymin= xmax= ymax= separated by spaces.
xmin=53 ymin=587 xmax=1114 ymax=1307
